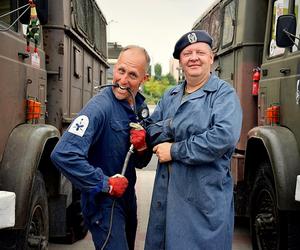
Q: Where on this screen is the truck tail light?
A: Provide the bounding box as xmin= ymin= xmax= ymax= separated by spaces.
xmin=252 ymin=67 xmax=261 ymax=96
xmin=26 ymin=99 xmax=41 ymax=121
xmin=266 ymin=104 xmax=280 ymax=125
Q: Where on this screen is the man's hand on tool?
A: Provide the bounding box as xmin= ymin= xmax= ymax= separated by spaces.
xmin=108 ymin=174 xmax=128 ymax=198
xmin=129 ymin=122 xmax=147 ymax=152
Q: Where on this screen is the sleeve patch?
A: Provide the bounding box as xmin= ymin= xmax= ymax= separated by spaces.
xmin=68 ymin=115 xmax=89 ymax=137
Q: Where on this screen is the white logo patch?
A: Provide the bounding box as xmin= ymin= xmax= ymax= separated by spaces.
xmin=68 ymin=115 xmax=89 ymax=137
xmin=187 ymin=33 xmax=197 ymax=44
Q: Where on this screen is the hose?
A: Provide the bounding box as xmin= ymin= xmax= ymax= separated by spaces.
xmin=99 ymin=83 xmax=138 ymax=250
xmin=97 ymin=83 xmax=137 ymax=117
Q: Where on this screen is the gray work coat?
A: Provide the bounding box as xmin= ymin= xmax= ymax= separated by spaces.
xmin=144 ymin=74 xmax=242 ymax=250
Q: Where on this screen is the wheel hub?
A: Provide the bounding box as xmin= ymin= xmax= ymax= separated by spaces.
xmin=28 ymin=235 xmax=48 ymax=250
xmin=254 ymin=190 xmax=278 ymax=250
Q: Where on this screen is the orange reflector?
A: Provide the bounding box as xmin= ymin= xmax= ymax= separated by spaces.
xmin=26 ymin=99 xmax=41 ymax=120
xmin=266 ymin=105 xmax=280 ymax=125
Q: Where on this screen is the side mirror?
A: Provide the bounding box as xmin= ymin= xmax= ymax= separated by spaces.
xmin=19 ymin=0 xmax=48 ymax=25
xmin=276 ymin=14 xmax=297 ymax=48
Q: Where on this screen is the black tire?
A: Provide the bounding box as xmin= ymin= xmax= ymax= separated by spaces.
xmin=250 ymin=161 xmax=300 ymax=250
xmin=64 ymin=188 xmax=88 ymax=243
xmin=51 ymin=188 xmax=88 ymax=244
xmin=20 ymin=171 xmax=49 ymax=250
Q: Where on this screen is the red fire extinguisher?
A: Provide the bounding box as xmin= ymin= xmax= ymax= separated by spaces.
xmin=252 ymin=67 xmax=261 ymax=96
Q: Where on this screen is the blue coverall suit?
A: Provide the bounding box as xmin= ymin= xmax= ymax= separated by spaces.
xmin=144 ymin=74 xmax=242 ymax=250
xmin=51 ymin=87 xmax=151 ymax=250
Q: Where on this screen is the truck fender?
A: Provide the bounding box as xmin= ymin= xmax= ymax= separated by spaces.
xmin=246 ymin=126 xmax=300 ymax=210
xmin=0 ymin=124 xmax=60 ymax=228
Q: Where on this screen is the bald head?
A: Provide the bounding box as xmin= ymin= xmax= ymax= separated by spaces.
xmin=119 ymin=45 xmax=151 ymax=73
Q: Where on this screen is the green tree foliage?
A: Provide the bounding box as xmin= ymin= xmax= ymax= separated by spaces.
xmin=143 ymin=71 xmax=177 ymax=104
xmin=166 ymin=73 xmax=176 ymax=85
xmin=154 ymin=63 xmax=162 ymax=80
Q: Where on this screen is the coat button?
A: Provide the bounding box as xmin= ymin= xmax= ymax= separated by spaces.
xmin=161 ymin=174 xmax=165 ymax=179
xmin=157 ymin=201 xmax=161 ymax=208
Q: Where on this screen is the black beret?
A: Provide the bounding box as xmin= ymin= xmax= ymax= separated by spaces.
xmin=173 ymin=30 xmax=213 ymax=59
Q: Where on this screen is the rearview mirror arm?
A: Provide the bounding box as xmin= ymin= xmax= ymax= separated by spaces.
xmin=283 ymin=29 xmax=300 ymax=50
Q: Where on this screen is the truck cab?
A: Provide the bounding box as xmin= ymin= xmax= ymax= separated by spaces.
xmin=193 ymin=0 xmax=300 ymax=249
xmin=0 ymin=0 xmax=108 ymax=249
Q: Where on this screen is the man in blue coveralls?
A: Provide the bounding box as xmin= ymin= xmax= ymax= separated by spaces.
xmin=144 ymin=30 xmax=243 ymax=250
xmin=51 ymin=45 xmax=151 ymax=250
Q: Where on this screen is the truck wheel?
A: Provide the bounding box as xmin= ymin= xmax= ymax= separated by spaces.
xmin=50 ymin=188 xmax=87 ymax=244
xmin=22 ymin=171 xmax=49 ymax=250
xmin=250 ymin=161 xmax=300 ymax=250
xmin=64 ymin=188 xmax=88 ymax=243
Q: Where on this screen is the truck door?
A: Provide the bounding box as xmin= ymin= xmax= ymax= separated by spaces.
xmin=278 ymin=0 xmax=300 ymax=145
xmin=0 ymin=1 xmax=28 ymax=161
xmin=259 ymin=0 xmax=289 ymax=126
xmin=260 ymin=0 xmax=300 ymax=140
xmin=251 ymin=1 xmax=300 ymax=249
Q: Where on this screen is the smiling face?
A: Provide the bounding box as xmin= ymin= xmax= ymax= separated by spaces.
xmin=179 ymin=42 xmax=214 ymax=84
xmin=112 ymin=47 xmax=149 ymax=104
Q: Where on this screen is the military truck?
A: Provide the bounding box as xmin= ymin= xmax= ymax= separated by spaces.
xmin=0 ymin=0 xmax=108 ymax=249
xmin=193 ymin=0 xmax=300 ymax=249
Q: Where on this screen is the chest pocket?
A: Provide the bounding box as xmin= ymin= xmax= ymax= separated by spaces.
xmin=109 ymin=120 xmax=130 ymax=156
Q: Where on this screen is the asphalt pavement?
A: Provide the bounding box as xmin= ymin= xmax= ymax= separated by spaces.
xmin=49 ymin=154 xmax=252 ymax=250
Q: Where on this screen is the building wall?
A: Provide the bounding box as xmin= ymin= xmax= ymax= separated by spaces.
xmin=169 ymin=58 xmax=184 ymax=83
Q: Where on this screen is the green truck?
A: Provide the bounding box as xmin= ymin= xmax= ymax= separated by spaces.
xmin=193 ymin=0 xmax=300 ymax=249
xmin=0 ymin=0 xmax=108 ymax=249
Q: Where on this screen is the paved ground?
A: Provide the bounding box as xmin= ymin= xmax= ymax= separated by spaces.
xmin=49 ymin=155 xmax=252 ymax=250
xmin=49 ymin=105 xmax=252 ymax=249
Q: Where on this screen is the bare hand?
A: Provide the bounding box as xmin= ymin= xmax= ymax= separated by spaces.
xmin=153 ymin=142 xmax=172 ymax=163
